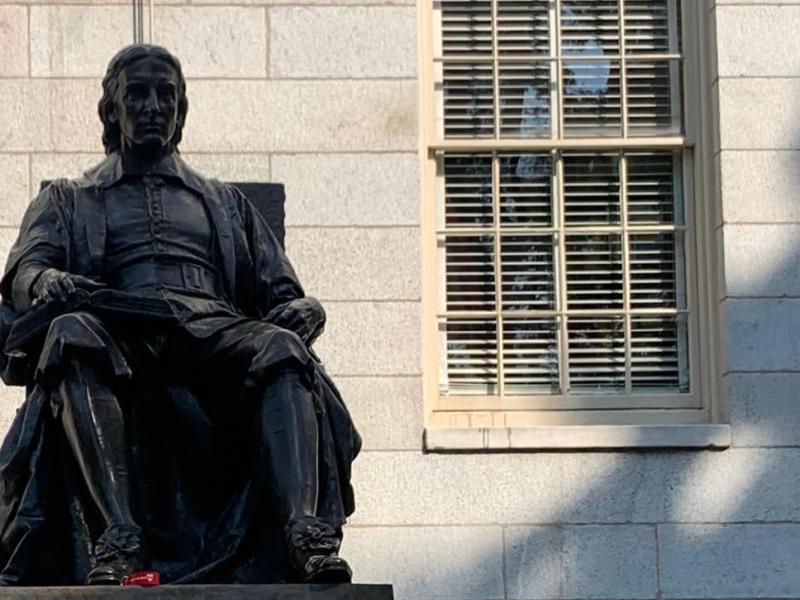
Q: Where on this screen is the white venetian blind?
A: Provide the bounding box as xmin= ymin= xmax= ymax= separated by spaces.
xmin=434 ymin=0 xmax=691 ymax=406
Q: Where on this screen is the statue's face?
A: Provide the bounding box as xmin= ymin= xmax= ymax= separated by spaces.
xmin=110 ymin=56 xmax=180 ymax=155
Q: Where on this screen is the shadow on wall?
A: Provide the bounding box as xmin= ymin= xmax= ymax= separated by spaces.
xmin=342 ymin=78 xmax=800 ymax=600
xmin=347 ymin=442 xmax=800 ymax=599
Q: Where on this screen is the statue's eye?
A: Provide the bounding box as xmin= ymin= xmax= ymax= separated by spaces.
xmin=125 ymin=84 xmax=148 ymax=100
xmin=158 ymin=85 xmax=177 ymax=103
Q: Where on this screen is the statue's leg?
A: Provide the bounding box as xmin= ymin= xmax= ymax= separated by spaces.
xmin=258 ymin=368 xmax=319 ymax=524
xmin=59 ymin=359 xmax=136 ymax=530
xmin=259 ymin=367 xmax=350 ymax=583
xmin=41 ymin=312 xmax=144 ymax=584
xmin=176 ymin=318 xmax=351 ymax=582
xmin=58 ymin=359 xmax=144 ymax=584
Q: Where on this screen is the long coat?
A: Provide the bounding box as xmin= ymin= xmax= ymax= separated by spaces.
xmin=0 ymin=153 xmax=361 ymax=585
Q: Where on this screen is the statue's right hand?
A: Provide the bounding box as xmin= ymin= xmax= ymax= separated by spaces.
xmin=31 ymin=269 xmax=104 ymax=307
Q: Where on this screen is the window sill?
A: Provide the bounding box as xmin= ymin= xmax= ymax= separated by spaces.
xmin=423 ymin=424 xmax=731 ymax=452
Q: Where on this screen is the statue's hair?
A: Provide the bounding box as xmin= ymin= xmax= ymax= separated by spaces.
xmin=98 ymin=44 xmax=188 ymax=155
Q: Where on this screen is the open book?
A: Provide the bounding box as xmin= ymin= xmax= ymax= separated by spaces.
xmin=5 ymin=288 xmax=174 ymax=354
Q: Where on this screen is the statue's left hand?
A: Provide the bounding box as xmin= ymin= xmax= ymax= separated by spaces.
xmin=265 ymin=297 xmax=326 ymax=344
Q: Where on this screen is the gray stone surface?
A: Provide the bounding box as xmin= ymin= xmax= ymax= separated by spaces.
xmin=184 ymin=81 xmax=416 ymax=153
xmin=155 ymin=6 xmax=267 ymax=78
xmin=270 ymin=7 xmax=416 ymax=78
xmin=268 ymin=80 xmax=417 ymax=152
xmin=720 ymin=150 xmax=800 ymax=223
xmin=180 ymin=80 xmax=271 ymax=153
xmin=345 ymin=526 xmax=503 ymax=600
xmin=0 ymin=81 xmax=51 ymax=151
xmin=30 ymin=153 xmax=104 ymax=190
xmin=183 ymin=154 xmax=271 ymax=182
xmin=351 ymin=448 xmax=800 ymax=526
xmin=314 ymin=301 xmax=420 ymax=376
xmin=350 ymin=451 xmax=669 ymax=526
xmin=48 ymin=79 xmax=105 ymax=152
xmin=717 ymin=6 xmax=800 ymax=76
xmin=728 ymin=372 xmax=800 ymax=446
xmin=659 ymin=524 xmax=800 ymax=598
xmin=719 ymin=78 xmax=800 ymax=150
xmin=504 ymin=525 xmax=657 ymax=599
xmin=149 ymin=0 xmax=414 ymax=4
xmin=0 ymin=6 xmax=28 ymax=77
xmin=723 ymin=224 xmax=800 ymax=297
xmin=30 ymin=6 xmax=134 ymax=77
xmin=335 ymin=376 xmax=422 ymax=450
xmin=285 ymin=227 xmax=419 ymax=301
xmin=0 ymin=382 xmax=25 ymax=439
xmin=0 ymin=154 xmax=30 ymax=227
xmin=274 ymin=153 xmax=419 ymax=227
xmin=0 ymin=585 xmax=392 ymax=600
xmin=725 ymin=298 xmax=800 ymax=371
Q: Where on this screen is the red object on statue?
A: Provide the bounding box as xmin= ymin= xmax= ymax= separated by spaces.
xmin=121 ymin=571 xmax=160 ymax=586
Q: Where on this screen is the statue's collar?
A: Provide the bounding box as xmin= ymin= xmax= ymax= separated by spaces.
xmin=83 ymin=151 xmax=206 ymax=196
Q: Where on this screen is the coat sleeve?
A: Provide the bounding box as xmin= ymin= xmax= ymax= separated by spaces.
xmin=1 ymin=182 xmax=69 ymax=313
xmin=232 ymin=186 xmax=305 ymax=319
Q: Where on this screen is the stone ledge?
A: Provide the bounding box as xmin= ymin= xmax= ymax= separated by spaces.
xmin=0 ymin=584 xmax=393 ymax=600
xmin=424 ymin=424 xmax=732 ymax=452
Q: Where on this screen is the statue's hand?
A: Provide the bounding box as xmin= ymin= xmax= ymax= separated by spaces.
xmin=265 ymin=297 xmax=326 ymax=344
xmin=31 ymin=269 xmax=104 ymax=307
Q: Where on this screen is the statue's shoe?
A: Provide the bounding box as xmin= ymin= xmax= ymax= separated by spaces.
xmin=285 ymin=517 xmax=353 ymax=584
xmin=86 ymin=524 xmax=146 ymax=586
xmin=85 ymin=552 xmax=145 ymax=585
xmin=300 ymin=555 xmax=353 ymax=584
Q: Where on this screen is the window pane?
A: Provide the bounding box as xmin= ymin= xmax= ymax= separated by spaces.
xmin=563 ymin=152 xmax=621 ymax=225
xmin=443 ymin=234 xmax=496 ymax=311
xmin=631 ymin=315 xmax=689 ymax=392
xmin=624 ymin=0 xmax=681 ymax=55
xmin=444 ymin=154 xmax=493 ymax=227
xmin=441 ymin=0 xmax=493 ymax=57
xmin=562 ymin=59 xmax=622 ymax=137
xmin=560 ymin=0 xmax=620 ymax=54
xmin=568 ymin=317 xmax=626 ymax=392
xmin=629 ymin=232 xmax=684 ymax=309
xmin=566 ymin=234 xmax=624 ymax=310
xmin=497 ymin=0 xmax=551 ymax=56
xmin=442 ymin=62 xmax=495 ymax=138
xmin=499 ymin=61 xmax=553 ymax=138
xmin=627 ymin=59 xmax=683 ymax=135
xmin=626 ymin=151 xmax=682 ymax=225
xmin=441 ymin=318 xmax=498 ymax=394
xmin=501 ymin=234 xmax=556 ymax=310
xmin=503 ymin=318 xmax=560 ymax=394
xmin=499 ymin=153 xmax=553 ymax=226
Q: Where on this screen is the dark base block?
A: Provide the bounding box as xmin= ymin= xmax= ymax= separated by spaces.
xmin=0 ymin=584 xmax=393 ymax=600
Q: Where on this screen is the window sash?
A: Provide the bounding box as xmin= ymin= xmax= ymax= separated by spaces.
xmin=422 ymin=0 xmax=704 ymax=414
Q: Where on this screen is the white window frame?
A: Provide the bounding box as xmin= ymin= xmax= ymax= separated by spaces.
xmin=418 ymin=0 xmax=729 ymax=450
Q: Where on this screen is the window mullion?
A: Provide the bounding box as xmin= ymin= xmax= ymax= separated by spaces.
xmin=620 ymin=0 xmax=629 ymax=139
xmin=554 ymin=0 xmax=564 ymax=140
xmin=555 ymin=151 xmax=570 ymax=395
xmin=620 ymin=152 xmax=633 ymax=394
xmin=491 ymin=152 xmax=505 ymax=400
xmin=491 ymin=0 xmax=500 ymax=140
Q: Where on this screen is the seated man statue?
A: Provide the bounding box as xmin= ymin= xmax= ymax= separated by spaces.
xmin=0 ymin=44 xmax=360 ymax=586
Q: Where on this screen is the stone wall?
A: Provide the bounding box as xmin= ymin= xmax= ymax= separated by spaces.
xmin=1 ymin=0 xmax=800 ymax=598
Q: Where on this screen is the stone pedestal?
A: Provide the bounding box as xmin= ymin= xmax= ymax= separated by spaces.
xmin=0 ymin=584 xmax=393 ymax=600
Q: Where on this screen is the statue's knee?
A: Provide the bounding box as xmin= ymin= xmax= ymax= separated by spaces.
xmin=272 ymin=328 xmax=306 ymax=352
xmin=47 ymin=311 xmax=97 ymax=341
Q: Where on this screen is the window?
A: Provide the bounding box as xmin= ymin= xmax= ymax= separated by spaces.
xmin=420 ymin=0 xmax=727 ymax=447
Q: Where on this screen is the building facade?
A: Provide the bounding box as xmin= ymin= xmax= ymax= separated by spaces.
xmin=0 ymin=0 xmax=799 ymax=598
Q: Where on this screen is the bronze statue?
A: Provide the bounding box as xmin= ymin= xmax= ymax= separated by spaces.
xmin=0 ymin=44 xmax=360 ymax=586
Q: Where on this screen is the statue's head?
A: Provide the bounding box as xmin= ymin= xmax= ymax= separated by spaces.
xmin=98 ymin=44 xmax=188 ymax=155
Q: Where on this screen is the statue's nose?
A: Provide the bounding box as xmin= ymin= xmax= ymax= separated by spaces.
xmin=144 ymin=88 xmax=160 ymax=112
